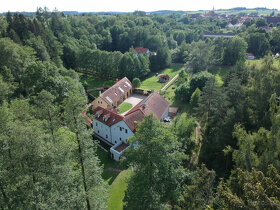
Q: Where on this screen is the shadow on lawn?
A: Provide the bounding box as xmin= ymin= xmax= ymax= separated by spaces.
xmin=96 ymin=146 xmax=123 ymax=185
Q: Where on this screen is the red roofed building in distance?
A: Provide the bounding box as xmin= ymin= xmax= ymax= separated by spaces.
xmin=158 ymin=74 xmax=170 ymax=83
xmin=246 ymin=53 xmax=255 ymax=60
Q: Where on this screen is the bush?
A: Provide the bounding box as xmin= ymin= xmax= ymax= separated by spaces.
xmin=132 ymin=78 xmax=141 ymax=88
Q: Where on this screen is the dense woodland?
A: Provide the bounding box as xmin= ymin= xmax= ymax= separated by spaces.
xmin=0 ymin=8 xmax=280 ymax=209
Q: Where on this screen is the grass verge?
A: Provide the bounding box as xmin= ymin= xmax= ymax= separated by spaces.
xmin=118 ymin=102 xmax=133 ymax=114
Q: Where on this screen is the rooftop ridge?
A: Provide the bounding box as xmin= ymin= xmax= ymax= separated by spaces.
xmin=100 ymin=77 xmax=129 ymax=98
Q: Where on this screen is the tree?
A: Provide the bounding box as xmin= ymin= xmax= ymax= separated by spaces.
xmin=255 ymin=18 xmax=267 ymax=27
xmin=63 ymin=92 xmax=108 ymax=210
xmin=189 ymin=71 xmax=214 ymax=94
xmin=124 ymin=115 xmax=186 ymax=209
xmin=132 ymin=78 xmax=141 ymax=88
xmin=223 ymin=37 xmax=247 ymax=65
xmin=175 ymin=113 xmax=196 ymax=157
xmin=214 ymin=165 xmax=280 ymax=209
xmin=186 ymin=40 xmax=211 ymax=73
xmin=175 ymin=164 xmax=215 ymax=210
xmin=0 ymin=37 xmax=36 ymax=83
xmin=190 ymin=88 xmax=201 ymax=108
xmin=150 ymin=46 xmax=171 ymax=72
xmin=247 ymin=32 xmax=270 ymax=58
xmin=270 ymin=27 xmax=280 ymax=54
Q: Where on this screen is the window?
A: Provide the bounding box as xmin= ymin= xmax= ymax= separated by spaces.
xmin=106 ymin=135 xmax=108 ymax=139
xmin=100 ymin=101 xmax=102 ymax=104
xmin=120 ymin=127 xmax=122 ymax=131
xmin=120 ymin=137 xmax=122 ymax=141
xmin=97 ymin=130 xmax=99 ymax=133
xmin=115 ymin=141 xmax=117 ymax=143
xmin=125 ymin=129 xmax=127 ymax=133
xmin=96 ymin=122 xmax=98 ymax=126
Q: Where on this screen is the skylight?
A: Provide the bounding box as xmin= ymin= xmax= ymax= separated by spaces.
xmin=106 ymin=96 xmax=113 ymax=103
xmin=118 ymin=87 xmax=124 ymax=93
xmin=125 ymin=81 xmax=131 ymax=87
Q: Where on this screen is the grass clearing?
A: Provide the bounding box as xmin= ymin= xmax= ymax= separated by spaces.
xmin=80 ymin=76 xmax=115 ymax=97
xmin=118 ymin=102 xmax=133 ymax=114
xmin=140 ymin=65 xmax=184 ymax=91
xmin=96 ymin=146 xmax=131 ymax=210
xmin=107 ymin=169 xmax=132 ymax=210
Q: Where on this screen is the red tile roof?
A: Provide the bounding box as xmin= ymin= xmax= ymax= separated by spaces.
xmin=246 ymin=53 xmax=254 ymax=57
xmin=124 ymin=109 xmax=145 ymax=132
xmin=125 ymin=92 xmax=169 ymax=121
xmin=115 ymin=142 xmax=130 ymax=152
xmin=93 ymin=106 xmax=124 ymax=127
xmin=100 ymin=77 xmax=132 ymax=106
xmin=135 ymin=47 xmax=149 ymax=54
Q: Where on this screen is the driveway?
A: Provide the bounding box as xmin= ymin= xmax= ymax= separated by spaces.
xmin=119 ymin=94 xmax=146 ymax=115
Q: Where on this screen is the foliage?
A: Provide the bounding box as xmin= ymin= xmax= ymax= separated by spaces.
xmin=190 ymin=88 xmax=201 ymax=108
xmin=124 ymin=115 xmax=186 ymax=209
xmin=223 ymin=36 xmax=247 ymax=66
xmin=175 ymin=164 xmax=216 ymax=210
xmin=214 ymin=165 xmax=280 ymax=209
xmin=132 ymin=77 xmax=141 ymax=88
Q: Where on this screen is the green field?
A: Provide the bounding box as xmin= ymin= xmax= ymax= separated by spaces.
xmin=80 ymin=76 xmax=115 ymax=97
xmin=140 ymin=65 xmax=184 ymax=91
xmin=118 ymin=102 xmax=133 ymax=114
xmin=96 ymin=147 xmax=131 ymax=210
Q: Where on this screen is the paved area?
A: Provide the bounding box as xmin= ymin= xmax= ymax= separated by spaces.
xmin=119 ymin=94 xmax=146 ymax=115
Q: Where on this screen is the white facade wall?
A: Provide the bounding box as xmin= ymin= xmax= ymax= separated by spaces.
xmin=93 ymin=119 xmax=112 ymax=143
xmin=111 ymin=121 xmax=134 ymax=144
xmin=161 ymin=106 xmax=169 ymax=120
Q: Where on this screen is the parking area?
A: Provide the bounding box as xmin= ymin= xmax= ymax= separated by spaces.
xmin=119 ymin=94 xmax=146 ymax=115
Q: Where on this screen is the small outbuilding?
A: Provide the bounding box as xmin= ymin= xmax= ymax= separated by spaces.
xmin=246 ymin=53 xmax=255 ymax=60
xmin=158 ymin=74 xmax=170 ymax=83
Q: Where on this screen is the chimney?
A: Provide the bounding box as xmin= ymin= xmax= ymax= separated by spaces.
xmin=115 ymin=78 xmax=119 ymax=83
xmin=142 ymin=104 xmax=146 ymax=110
xmin=99 ymin=91 xmax=101 ymax=96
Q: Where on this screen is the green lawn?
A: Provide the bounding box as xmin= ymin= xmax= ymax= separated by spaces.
xmin=107 ymin=169 xmax=131 ymax=210
xmin=118 ymin=102 xmax=133 ymax=114
xmin=80 ymin=76 xmax=115 ymax=97
xmin=140 ymin=65 xmax=184 ymax=91
xmin=96 ymin=147 xmax=131 ymax=210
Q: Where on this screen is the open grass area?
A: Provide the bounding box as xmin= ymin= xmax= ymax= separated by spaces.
xmin=80 ymin=76 xmax=115 ymax=97
xmin=118 ymin=102 xmax=133 ymax=114
xmin=140 ymin=65 xmax=184 ymax=91
xmin=96 ymin=146 xmax=131 ymax=210
xmin=107 ymin=169 xmax=131 ymax=210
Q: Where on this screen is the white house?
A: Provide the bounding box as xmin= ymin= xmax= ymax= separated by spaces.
xmin=93 ymin=91 xmax=170 ymax=161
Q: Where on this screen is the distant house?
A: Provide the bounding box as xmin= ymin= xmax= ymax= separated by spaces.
xmin=91 ymin=77 xmax=133 ymax=110
xmin=226 ymin=23 xmax=243 ymax=29
xmin=246 ymin=53 xmax=255 ymax=60
xmin=92 ymin=90 xmax=170 ymax=161
xmin=134 ymin=47 xmax=156 ymax=57
xmin=158 ymin=74 xmax=170 ymax=83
